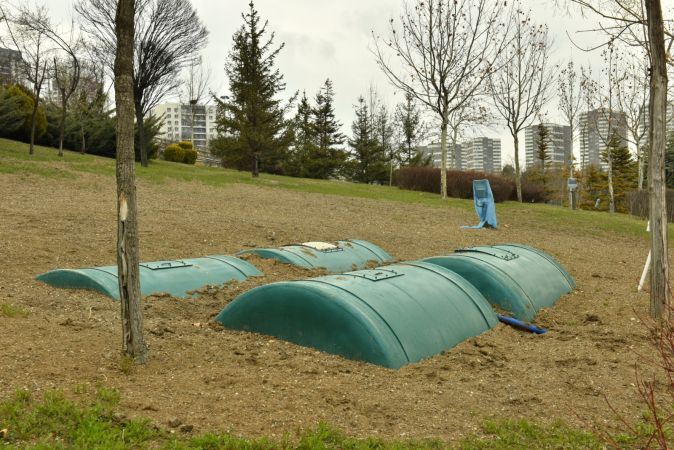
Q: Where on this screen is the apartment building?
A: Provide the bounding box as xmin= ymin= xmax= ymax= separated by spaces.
xmin=0 ymin=48 xmax=24 ymax=85
xmin=579 ymin=108 xmax=628 ymax=170
xmin=152 ymin=102 xmax=218 ymax=151
xmin=420 ymin=141 xmax=463 ymax=170
xmin=524 ymin=123 xmax=572 ymax=168
xmin=462 ymin=137 xmax=502 ymax=173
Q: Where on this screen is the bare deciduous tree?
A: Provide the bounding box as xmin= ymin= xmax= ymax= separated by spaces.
xmin=77 ymin=0 xmax=208 ymax=166
xmin=180 ymin=55 xmax=211 ymax=150
xmin=614 ymin=55 xmax=649 ymax=190
xmin=114 ymin=0 xmax=147 ymax=363
xmin=489 ymin=7 xmax=554 ymax=202
xmin=565 ymin=0 xmax=669 ymax=318
xmin=558 ymin=61 xmax=584 ymax=174
xmin=0 ymin=3 xmax=52 ymax=155
xmin=372 ymin=0 xmax=511 ymax=198
xmin=580 ymin=45 xmax=624 ymax=213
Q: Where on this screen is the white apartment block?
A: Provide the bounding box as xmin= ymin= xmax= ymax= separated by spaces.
xmin=419 ymin=137 xmax=500 ymax=173
xmin=0 ymin=47 xmax=23 ymax=85
xmin=152 ymin=102 xmax=218 ymax=151
xmin=579 ymin=108 xmax=628 ymax=171
xmin=462 ymin=137 xmax=501 ymax=173
xmin=638 ymin=103 xmax=674 ymax=148
xmin=524 ymin=123 xmax=572 ymax=168
xmin=420 ymin=142 xmax=463 ymax=169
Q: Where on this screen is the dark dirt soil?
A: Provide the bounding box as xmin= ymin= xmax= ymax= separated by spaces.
xmin=0 ymin=170 xmax=663 ymax=443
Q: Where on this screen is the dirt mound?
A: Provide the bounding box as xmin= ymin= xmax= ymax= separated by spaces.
xmin=0 ymin=172 xmax=658 ymax=442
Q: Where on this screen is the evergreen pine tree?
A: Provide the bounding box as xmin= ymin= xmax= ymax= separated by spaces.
xmin=212 ymin=1 xmax=291 ymax=176
xmin=601 ymin=134 xmax=637 ymax=212
xmin=307 ymin=79 xmax=346 ymax=179
xmin=287 ymin=91 xmax=316 ymax=177
xmin=348 ymin=96 xmax=387 ymax=183
xmin=535 ymin=123 xmax=551 ymax=172
xmin=394 ymin=91 xmax=427 ymax=166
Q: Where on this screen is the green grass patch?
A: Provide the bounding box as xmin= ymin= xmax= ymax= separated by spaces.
xmin=0 ymin=388 xmax=620 ymax=449
xmin=0 ymin=137 xmax=667 ymax=241
xmin=457 ymin=419 xmax=603 ymax=449
xmin=0 ymin=304 xmax=29 ymax=318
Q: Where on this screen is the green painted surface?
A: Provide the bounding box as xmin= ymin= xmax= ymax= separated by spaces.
xmin=215 ymin=262 xmax=497 ymax=369
xmin=36 ymin=255 xmax=262 ymax=300
xmin=236 ymin=239 xmax=393 ymax=273
xmin=422 ymin=244 xmax=575 ymax=321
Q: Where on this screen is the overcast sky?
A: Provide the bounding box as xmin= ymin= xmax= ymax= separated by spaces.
xmin=39 ymin=0 xmax=659 ymax=166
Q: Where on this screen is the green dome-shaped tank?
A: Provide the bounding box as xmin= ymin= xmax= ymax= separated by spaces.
xmin=36 ymin=255 xmax=262 ymax=300
xmin=237 ymin=239 xmax=392 ymax=273
xmin=215 ymin=262 xmax=498 ymax=369
xmin=422 ymin=244 xmax=575 ymax=321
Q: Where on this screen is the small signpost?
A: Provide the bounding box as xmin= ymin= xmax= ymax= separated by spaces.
xmin=567 ymin=177 xmax=578 ymax=210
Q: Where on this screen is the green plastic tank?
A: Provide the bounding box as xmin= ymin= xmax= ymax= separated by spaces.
xmin=237 ymin=239 xmax=393 ymax=273
xmin=422 ymin=244 xmax=575 ymax=321
xmin=215 ymin=262 xmax=497 ymax=369
xmin=36 ymin=256 xmax=262 ymax=300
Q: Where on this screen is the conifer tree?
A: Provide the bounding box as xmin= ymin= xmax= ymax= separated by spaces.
xmin=349 ymin=96 xmax=387 ymax=183
xmin=287 ymin=91 xmax=316 ymax=177
xmin=212 ymin=1 xmax=291 ymax=176
xmin=535 ymin=123 xmax=551 ymax=172
xmin=394 ymin=91 xmax=428 ymax=166
xmin=601 ymin=134 xmax=637 ymax=212
xmin=308 ymin=79 xmax=346 ymax=179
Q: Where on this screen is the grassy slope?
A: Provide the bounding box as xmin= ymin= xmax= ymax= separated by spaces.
xmin=0 ymin=138 xmax=661 ymax=242
xmin=0 ymin=138 xmax=658 ymax=448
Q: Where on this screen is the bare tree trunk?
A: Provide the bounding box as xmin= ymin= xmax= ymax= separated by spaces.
xmin=58 ymin=91 xmax=66 ymax=157
xmin=115 ymin=0 xmax=148 ymax=363
xmin=389 ymin=157 xmax=393 ymax=186
xmin=451 ymin=126 xmax=459 ymax=170
xmin=440 ymin=117 xmax=448 ymax=199
xmin=607 ymin=154 xmax=615 ymax=213
xmin=637 ymin=145 xmax=645 ymax=190
xmin=252 ymin=152 xmax=259 ymax=177
xmin=646 ymin=0 xmax=669 ymax=319
xmin=135 ymin=105 xmax=147 ymax=167
xmin=29 ymin=101 xmax=38 ymax=155
xmin=80 ymin=125 xmax=86 ymax=154
xmin=514 ymin=133 xmax=523 ymax=202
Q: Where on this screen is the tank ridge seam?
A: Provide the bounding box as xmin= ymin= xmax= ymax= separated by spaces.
xmin=203 ymin=256 xmax=252 ymax=278
xmin=500 ymin=243 xmax=576 ymax=288
xmin=347 ymin=239 xmax=388 ymax=262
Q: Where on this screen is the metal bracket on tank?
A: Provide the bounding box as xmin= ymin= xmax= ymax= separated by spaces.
xmin=140 ymin=260 xmax=193 ymax=270
xmin=454 ymin=247 xmax=519 ymax=261
xmin=347 ymin=269 xmax=404 ymax=281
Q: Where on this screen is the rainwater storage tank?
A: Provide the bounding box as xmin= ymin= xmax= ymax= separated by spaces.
xmin=36 ymin=256 xmax=262 ymax=300
xmin=237 ymin=239 xmax=393 ymax=273
xmin=422 ymin=244 xmax=575 ymax=321
xmin=215 ymin=262 xmax=497 ymax=369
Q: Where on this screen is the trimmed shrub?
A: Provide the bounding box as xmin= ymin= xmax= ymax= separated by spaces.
xmin=397 ymin=167 xmax=515 ymax=202
xmin=177 ymin=140 xmax=193 ymax=151
xmin=164 ymin=143 xmax=185 ymax=162
xmin=183 ymin=147 xmax=198 ymax=165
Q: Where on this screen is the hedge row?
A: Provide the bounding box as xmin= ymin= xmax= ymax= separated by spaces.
xmin=626 ymin=190 xmax=674 ymax=223
xmin=397 ymin=167 xmax=545 ymax=203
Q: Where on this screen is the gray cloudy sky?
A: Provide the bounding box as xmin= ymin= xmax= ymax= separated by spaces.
xmin=46 ymin=0 xmax=625 ymax=166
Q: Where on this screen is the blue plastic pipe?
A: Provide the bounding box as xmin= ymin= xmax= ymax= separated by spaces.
xmin=496 ymin=314 xmax=547 ymax=334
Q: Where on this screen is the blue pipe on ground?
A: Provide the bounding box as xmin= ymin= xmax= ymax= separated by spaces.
xmin=496 ymin=314 xmax=548 ymax=334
